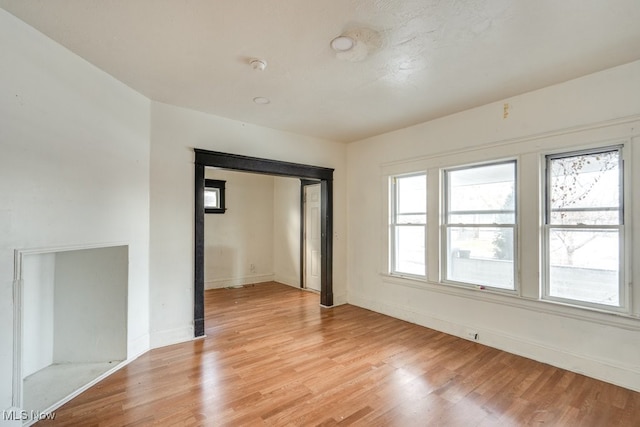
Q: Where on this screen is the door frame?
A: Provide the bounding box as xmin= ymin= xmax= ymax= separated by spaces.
xmin=194 ymin=149 xmax=334 ymax=337
xmin=300 ymin=180 xmax=322 ymax=290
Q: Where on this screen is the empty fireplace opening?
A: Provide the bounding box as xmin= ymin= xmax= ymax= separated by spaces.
xmin=18 ymin=245 xmax=128 ymax=417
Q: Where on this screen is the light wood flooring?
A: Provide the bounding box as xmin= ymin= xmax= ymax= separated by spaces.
xmin=38 ymin=281 xmax=640 ymax=426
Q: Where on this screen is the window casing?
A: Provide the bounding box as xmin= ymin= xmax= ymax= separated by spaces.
xmin=204 ymin=179 xmax=226 ymax=214
xmin=443 ymin=161 xmax=517 ymax=290
xmin=390 ymin=173 xmax=427 ymax=278
xmin=543 ymin=146 xmax=624 ymax=309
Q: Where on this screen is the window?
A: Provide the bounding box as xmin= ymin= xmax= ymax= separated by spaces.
xmin=443 ymin=161 xmax=516 ymax=290
xmin=205 ymin=179 xmax=226 ymax=214
xmin=390 ymin=173 xmax=426 ymax=277
xmin=544 ymin=146 xmax=623 ymax=308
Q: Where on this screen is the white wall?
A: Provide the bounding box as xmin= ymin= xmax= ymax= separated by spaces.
xmin=9 ymin=0 xmax=638 ymax=405
xmin=204 ymin=169 xmax=275 ymax=288
xmin=204 ymin=170 xmax=305 ymax=290
xmin=204 ymin=171 xmax=303 ymax=289
xmin=53 ymin=246 xmax=128 ymax=363
xmin=347 ymin=60 xmax=640 ymax=391
xmin=149 ymin=101 xmax=347 ymax=348
xmin=273 ymin=177 xmax=302 ymax=288
xmin=0 ymin=9 xmax=151 ymax=410
xmin=21 ymin=254 xmax=55 ymax=378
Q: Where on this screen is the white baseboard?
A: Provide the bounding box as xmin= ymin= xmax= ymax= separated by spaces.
xmin=128 ymin=333 xmax=149 ymax=360
xmin=205 ymin=274 xmax=275 ymax=289
xmin=332 ymin=293 xmax=348 ymax=306
xmin=273 ymin=275 xmax=299 ymax=288
xmin=348 ymin=292 xmax=640 ymax=393
xmin=150 ymin=326 xmax=194 ymax=349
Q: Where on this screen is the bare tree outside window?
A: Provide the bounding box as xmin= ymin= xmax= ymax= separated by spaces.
xmin=549 ymin=151 xmax=619 ymax=263
xmin=545 ymin=147 xmax=622 ymax=307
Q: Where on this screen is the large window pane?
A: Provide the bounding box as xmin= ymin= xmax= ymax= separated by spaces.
xmin=396 ymin=174 xmax=426 ymax=217
xmin=444 ymin=161 xmax=516 ymax=290
xmin=448 ymin=162 xmax=515 ymax=224
xmin=447 ymin=226 xmax=514 ymax=289
xmin=395 ymin=226 xmax=425 ymax=276
xmin=545 ymin=146 xmax=623 ymax=309
xmin=549 ymin=150 xmax=620 ymax=225
xmin=548 ymin=228 xmax=619 ymax=306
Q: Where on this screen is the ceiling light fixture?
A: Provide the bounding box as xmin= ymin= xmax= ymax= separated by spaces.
xmin=250 ymin=59 xmax=267 ymax=71
xmin=330 ymin=35 xmax=355 ymax=52
xmin=253 ymin=96 xmax=270 ymax=105
xmin=331 ymin=28 xmax=382 ymax=62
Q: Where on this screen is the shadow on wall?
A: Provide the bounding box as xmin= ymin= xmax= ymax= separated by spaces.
xmin=204 ymin=245 xmax=238 ymax=289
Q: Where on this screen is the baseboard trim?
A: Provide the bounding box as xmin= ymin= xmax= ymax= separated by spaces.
xmin=150 ymin=326 xmax=194 ymax=349
xmin=349 ymin=293 xmax=640 ymax=392
xmin=128 ymin=333 xmax=149 ymax=360
xmin=332 ymin=293 xmax=348 ymax=306
xmin=273 ymin=275 xmax=299 ymax=288
xmin=18 ymin=355 xmax=142 ymax=427
xmin=205 ymin=274 xmax=275 ymax=289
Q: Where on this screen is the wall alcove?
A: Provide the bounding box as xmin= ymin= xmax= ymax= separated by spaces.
xmin=14 ymin=245 xmax=128 ymax=418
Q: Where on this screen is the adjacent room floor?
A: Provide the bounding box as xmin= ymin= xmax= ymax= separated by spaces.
xmin=38 ymin=282 xmax=640 ymax=426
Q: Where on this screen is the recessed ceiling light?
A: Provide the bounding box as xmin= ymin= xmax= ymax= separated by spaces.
xmin=253 ymin=96 xmax=270 ymax=105
xmin=330 ymin=35 xmax=355 ymax=52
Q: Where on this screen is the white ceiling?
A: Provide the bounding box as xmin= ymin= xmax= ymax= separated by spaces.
xmin=2 ymin=0 xmax=640 ymax=143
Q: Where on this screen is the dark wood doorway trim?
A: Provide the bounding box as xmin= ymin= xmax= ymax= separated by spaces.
xmin=194 ymin=149 xmax=334 ymax=337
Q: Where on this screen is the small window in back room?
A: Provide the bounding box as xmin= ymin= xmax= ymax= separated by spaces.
xmin=205 ymin=179 xmax=226 ymax=214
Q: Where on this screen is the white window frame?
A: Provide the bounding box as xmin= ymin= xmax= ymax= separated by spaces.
xmin=542 ymin=145 xmax=627 ymax=312
xmin=442 ymin=159 xmax=518 ymax=291
xmin=389 ymin=172 xmax=427 ymax=279
xmin=204 ymin=187 xmax=220 ymax=208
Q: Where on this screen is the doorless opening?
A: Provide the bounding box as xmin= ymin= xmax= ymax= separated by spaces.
xmin=194 ymin=149 xmax=334 ymax=337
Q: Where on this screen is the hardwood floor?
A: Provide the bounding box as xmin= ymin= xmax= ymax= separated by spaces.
xmin=39 ymin=282 xmax=640 ymax=426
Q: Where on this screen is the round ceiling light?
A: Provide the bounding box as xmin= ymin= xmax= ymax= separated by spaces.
xmin=330 ymin=28 xmax=382 ymax=62
xmin=253 ymin=96 xmax=270 ymax=105
xmin=330 ymin=35 xmax=355 ymax=52
xmin=250 ymin=59 xmax=267 ymax=71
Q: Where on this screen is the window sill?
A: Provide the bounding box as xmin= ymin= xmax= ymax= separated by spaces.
xmin=386 ymin=273 xmax=427 ymax=285
xmin=205 ymin=208 xmax=226 ymax=214
xmin=380 ymin=272 xmax=640 ymax=331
